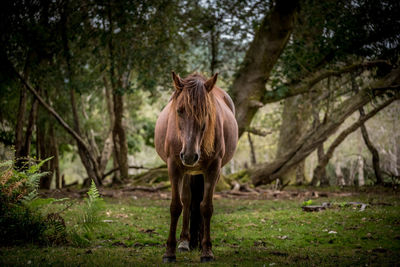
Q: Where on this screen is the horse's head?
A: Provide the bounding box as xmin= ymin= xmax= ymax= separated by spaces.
xmin=171 ymin=72 xmax=217 ymax=167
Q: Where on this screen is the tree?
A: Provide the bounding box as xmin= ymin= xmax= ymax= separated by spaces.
xmin=250 ymin=68 xmax=400 ymax=186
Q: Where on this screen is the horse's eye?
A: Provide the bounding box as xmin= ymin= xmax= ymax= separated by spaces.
xmin=177 ymin=108 xmax=184 ymax=116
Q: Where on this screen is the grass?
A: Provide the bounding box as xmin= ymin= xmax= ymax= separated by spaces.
xmin=0 ymin=189 xmax=399 ymax=266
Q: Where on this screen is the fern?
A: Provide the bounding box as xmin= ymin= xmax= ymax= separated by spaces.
xmin=0 ymin=157 xmax=66 ymax=245
xmin=81 ymin=180 xmax=104 ymax=231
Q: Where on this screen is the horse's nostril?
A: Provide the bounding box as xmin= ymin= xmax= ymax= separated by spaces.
xmin=193 ymin=153 xmax=199 ymax=162
xmin=180 ymin=152 xmax=184 ymax=160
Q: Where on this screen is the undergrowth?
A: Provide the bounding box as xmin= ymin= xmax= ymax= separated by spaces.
xmin=0 ymin=159 xmax=104 ymax=247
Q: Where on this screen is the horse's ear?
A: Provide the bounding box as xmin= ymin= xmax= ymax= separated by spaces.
xmin=205 ymin=73 xmax=218 ymax=92
xmin=172 ymin=71 xmax=183 ymax=91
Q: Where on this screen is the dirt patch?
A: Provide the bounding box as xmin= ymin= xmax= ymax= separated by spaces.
xmin=39 ymin=186 xmax=365 ymax=201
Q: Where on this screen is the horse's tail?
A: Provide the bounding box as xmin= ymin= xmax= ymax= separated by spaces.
xmin=189 ymin=174 xmax=204 ymax=249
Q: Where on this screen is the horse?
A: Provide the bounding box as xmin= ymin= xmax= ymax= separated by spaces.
xmin=154 ymin=72 xmax=238 ymax=262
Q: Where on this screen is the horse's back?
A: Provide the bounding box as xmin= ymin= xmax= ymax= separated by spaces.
xmin=213 ymin=87 xmax=235 ymax=115
xmin=212 ymin=87 xmax=238 ymax=166
xmin=154 ymin=101 xmax=172 ymax=163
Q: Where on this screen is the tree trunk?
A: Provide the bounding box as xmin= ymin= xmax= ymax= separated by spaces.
xmin=106 ymin=3 xmax=130 ymax=182
xmin=336 ymin=163 xmax=345 ymax=186
xmin=60 ymin=1 xmax=102 ymax=186
xmin=275 ymin=94 xmax=312 ymax=185
xmin=20 ymin=95 xmax=39 ymax=158
xmin=250 ymin=68 xmax=400 ymax=186
xmin=247 ymin=133 xmax=257 ymax=165
xmin=70 ymin=88 xmax=102 ymax=185
xmin=37 ymin=120 xmax=52 ymax=189
xmin=15 ymin=87 xmax=27 ymax=158
xmin=312 ymin=143 xmax=329 ymax=186
xmin=210 ymin=26 xmax=218 ymax=75
xmin=231 ymin=0 xmax=299 ymax=137
xmin=112 ymin=93 xmax=129 ymax=180
xmin=359 ymin=108 xmax=383 ymax=184
xmin=49 ymin=125 xmax=61 ymax=189
xmin=357 ymin=155 xmax=365 ymax=186
xmin=104 ymin=83 xmax=120 ymax=181
xmin=8 ymin=58 xmax=103 ymax=186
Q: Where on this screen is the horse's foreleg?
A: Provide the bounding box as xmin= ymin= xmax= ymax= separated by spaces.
xmin=178 ymin=174 xmax=191 ymax=252
xmin=200 ymin=160 xmax=221 ymax=262
xmin=163 ymin=160 xmax=182 ymax=263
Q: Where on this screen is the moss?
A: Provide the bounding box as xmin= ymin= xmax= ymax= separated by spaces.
xmin=225 ymin=169 xmax=251 ymax=184
xmin=215 ymin=175 xmax=231 ymax=192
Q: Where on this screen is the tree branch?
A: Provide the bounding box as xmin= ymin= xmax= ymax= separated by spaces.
xmin=245 ymin=127 xmax=273 ymax=137
xmin=8 ymin=60 xmax=103 ymax=185
xmin=264 ymin=60 xmax=392 ymax=104
xmin=251 ymin=67 xmax=400 ymax=186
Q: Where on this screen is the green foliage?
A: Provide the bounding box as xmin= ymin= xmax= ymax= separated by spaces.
xmin=69 ymin=180 xmax=104 ymax=247
xmin=302 ymin=199 xmax=313 ymax=206
xmin=0 ymin=158 xmax=50 ymax=205
xmin=82 ymin=180 xmax=104 ymax=228
xmin=0 ymin=158 xmax=67 ymax=245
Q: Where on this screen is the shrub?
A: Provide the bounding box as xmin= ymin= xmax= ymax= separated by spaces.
xmin=0 ymin=158 xmax=67 ymax=245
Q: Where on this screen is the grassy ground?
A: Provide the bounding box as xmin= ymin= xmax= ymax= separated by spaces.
xmin=1 ymin=188 xmax=400 ymax=266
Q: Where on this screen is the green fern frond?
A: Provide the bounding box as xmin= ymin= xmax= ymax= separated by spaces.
xmin=87 ymin=180 xmax=100 ymax=203
xmin=0 ymin=160 xmax=13 ymax=169
xmin=80 ymin=180 xmax=104 ymax=231
xmin=27 ymin=157 xmax=53 ymax=174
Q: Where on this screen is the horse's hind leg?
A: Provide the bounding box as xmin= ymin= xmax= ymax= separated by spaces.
xmin=178 ymin=174 xmax=191 ymax=252
xmin=163 ymin=160 xmax=183 ymax=263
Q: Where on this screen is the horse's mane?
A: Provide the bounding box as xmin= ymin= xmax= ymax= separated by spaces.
xmin=171 ymin=73 xmax=216 ymax=156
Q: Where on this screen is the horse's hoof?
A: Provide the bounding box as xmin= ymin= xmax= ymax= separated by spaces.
xmin=178 ymin=240 xmax=190 ymax=252
xmin=163 ymin=256 xmax=176 ymax=263
xmin=200 ymin=256 xmax=214 ymax=263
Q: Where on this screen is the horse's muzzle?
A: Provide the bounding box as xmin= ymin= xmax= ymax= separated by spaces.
xmin=180 ymin=152 xmax=199 ymax=166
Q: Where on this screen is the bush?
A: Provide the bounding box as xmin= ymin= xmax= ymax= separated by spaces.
xmin=0 ymin=158 xmax=67 ymax=245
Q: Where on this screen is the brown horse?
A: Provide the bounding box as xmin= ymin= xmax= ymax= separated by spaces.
xmin=155 ymin=72 xmax=238 ymax=262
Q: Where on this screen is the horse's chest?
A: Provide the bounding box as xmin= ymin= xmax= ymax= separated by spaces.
xmin=185 ymin=170 xmax=203 ymax=175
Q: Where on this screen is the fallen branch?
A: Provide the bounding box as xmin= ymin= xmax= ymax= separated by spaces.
xmin=302 ymin=202 xmax=369 ymax=212
xmin=102 ymin=165 xmax=153 ymax=179
xmin=122 ymin=184 xmax=170 ymax=192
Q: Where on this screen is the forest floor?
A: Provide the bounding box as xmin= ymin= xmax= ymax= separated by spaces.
xmin=1 ymin=186 xmax=399 ymax=266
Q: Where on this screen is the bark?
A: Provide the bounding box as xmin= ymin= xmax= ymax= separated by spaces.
xmin=19 ymin=96 xmax=39 ymax=157
xmin=37 ymin=121 xmax=52 ymax=189
xmin=247 ymin=133 xmax=257 ymax=165
xmin=250 ymin=68 xmax=400 ymax=186
xmin=81 ymin=96 xmax=100 ymax=158
xmin=311 ymin=79 xmax=330 ymax=186
xmin=104 ymin=83 xmax=120 ymax=180
xmin=14 ymin=86 xmax=27 ymax=158
xmin=210 ymin=26 xmax=218 ymax=75
xmin=231 ymin=0 xmax=299 ymax=136
xmin=275 ymin=94 xmax=312 ymax=185
xmin=352 ymin=72 xmax=384 ymax=185
xmin=359 ymin=107 xmax=383 ymax=184
xmin=49 ymin=125 xmax=61 ymax=189
xmin=14 ymin=53 xmax=33 ymax=158
xmin=312 ymin=143 xmax=328 ymax=186
xmin=106 ymin=4 xmax=129 ymax=181
xmin=357 ymin=155 xmax=365 ymax=186
xmin=112 ymin=93 xmax=129 ymax=180
xmin=336 ymin=163 xmax=345 ymax=186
